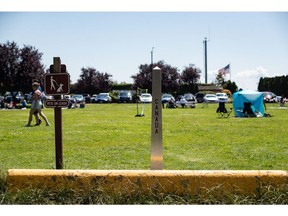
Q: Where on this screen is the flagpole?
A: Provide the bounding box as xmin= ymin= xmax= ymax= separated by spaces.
xmin=204 ymin=38 xmax=208 ymax=84
xmin=229 ymin=62 xmax=231 ymax=81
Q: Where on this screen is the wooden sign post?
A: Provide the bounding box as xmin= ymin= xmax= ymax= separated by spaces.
xmin=44 ymin=57 xmax=70 ymax=169
xmin=53 ymin=57 xmax=63 ymax=169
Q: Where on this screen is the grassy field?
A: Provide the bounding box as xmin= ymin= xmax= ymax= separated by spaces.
xmin=1 ymin=102 xmax=288 ymax=204
xmin=0 ymin=102 xmax=287 ymax=171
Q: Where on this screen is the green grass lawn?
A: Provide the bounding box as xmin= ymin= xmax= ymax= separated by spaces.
xmin=0 ymin=102 xmax=288 ymax=171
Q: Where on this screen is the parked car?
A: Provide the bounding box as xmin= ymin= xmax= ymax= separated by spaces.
xmin=204 ymin=94 xmax=218 ymax=103
xmin=71 ymin=94 xmax=84 ymax=103
xmin=118 ymin=91 xmax=132 ymax=103
xmin=262 ymin=91 xmax=277 ymax=103
xmin=82 ymin=94 xmax=91 ymax=103
xmin=195 ymin=92 xmax=205 ymax=103
xmin=63 ymin=95 xmax=71 ymax=100
xmin=4 ymin=91 xmax=24 ymax=103
xmin=183 ymin=93 xmax=196 ymax=102
xmin=139 ymin=93 xmax=152 ymax=103
xmin=161 ymin=94 xmax=175 ymax=104
xmin=96 ymin=93 xmax=112 ymax=103
xmin=216 ymin=92 xmax=229 ymax=103
xmin=90 ymin=94 xmax=98 ymax=103
xmin=175 ymin=95 xmax=195 ymax=108
xmin=41 ymin=92 xmax=53 ymax=101
xmin=275 ymin=96 xmax=281 ymax=103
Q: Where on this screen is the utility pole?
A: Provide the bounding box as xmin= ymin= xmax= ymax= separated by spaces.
xmin=203 ymin=37 xmax=208 ymax=84
xmin=151 ymin=47 xmax=154 ymax=65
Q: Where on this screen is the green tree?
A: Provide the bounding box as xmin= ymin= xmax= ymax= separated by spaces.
xmin=74 ymin=67 xmax=113 ymax=94
xmin=0 ymin=41 xmax=20 ymax=94
xmin=179 ymin=66 xmax=201 ymax=94
xmin=131 ymin=60 xmax=180 ymax=94
xmin=214 ymin=69 xmax=238 ymax=94
xmin=215 ymin=71 xmax=225 ymax=87
xmin=131 ymin=63 xmax=153 ymax=93
xmin=0 ymin=41 xmax=45 ymax=96
xmin=258 ymin=75 xmax=288 ymax=97
xmin=257 ymin=77 xmax=265 ymax=91
xmin=223 ymin=80 xmax=238 ymax=94
xmin=18 ymin=45 xmax=45 ymax=93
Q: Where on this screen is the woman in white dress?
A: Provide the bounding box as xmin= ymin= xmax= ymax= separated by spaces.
xmin=25 ymin=82 xmax=50 ymax=127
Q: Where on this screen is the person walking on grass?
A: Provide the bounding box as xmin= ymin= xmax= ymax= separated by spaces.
xmin=25 ymin=82 xmax=50 ymax=127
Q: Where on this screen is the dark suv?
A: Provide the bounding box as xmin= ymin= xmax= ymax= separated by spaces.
xmin=82 ymin=94 xmax=91 ymax=103
xmin=118 ymin=91 xmax=132 ymax=103
xmin=195 ymin=92 xmax=205 ymax=103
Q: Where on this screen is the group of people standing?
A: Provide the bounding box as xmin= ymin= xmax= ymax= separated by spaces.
xmin=25 ymin=81 xmax=50 ymax=127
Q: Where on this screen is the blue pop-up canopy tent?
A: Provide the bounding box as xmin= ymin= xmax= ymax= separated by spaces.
xmin=233 ymin=90 xmax=265 ymax=117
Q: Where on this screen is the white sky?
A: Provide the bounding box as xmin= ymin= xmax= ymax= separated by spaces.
xmin=0 ymin=1 xmax=288 ymax=90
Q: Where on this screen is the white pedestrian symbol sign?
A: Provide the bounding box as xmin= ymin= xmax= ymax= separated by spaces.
xmin=50 ymin=76 xmax=64 ymax=93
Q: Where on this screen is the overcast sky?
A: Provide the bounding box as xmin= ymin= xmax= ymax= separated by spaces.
xmin=1 ymin=1 xmax=288 ymax=91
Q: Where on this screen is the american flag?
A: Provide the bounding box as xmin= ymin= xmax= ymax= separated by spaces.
xmin=218 ymin=64 xmax=230 ymax=75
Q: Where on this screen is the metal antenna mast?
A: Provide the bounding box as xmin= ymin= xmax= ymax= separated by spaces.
xmin=203 ymin=37 xmax=208 ymax=84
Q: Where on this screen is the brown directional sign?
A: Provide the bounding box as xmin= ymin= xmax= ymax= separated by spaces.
xmin=44 ymin=73 xmax=70 ymax=95
xmin=44 ymin=99 xmax=69 ymax=108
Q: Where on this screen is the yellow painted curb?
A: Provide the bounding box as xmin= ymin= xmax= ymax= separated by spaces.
xmin=6 ymin=169 xmax=288 ymax=195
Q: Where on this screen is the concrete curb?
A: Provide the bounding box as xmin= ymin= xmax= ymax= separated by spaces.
xmin=6 ymin=169 xmax=288 ymax=195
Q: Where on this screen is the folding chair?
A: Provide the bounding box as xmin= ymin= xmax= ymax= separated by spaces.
xmin=243 ymin=102 xmax=256 ymax=117
xmin=216 ymin=102 xmax=232 ymax=118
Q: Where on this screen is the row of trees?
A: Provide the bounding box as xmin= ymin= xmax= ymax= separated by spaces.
xmin=258 ymin=76 xmax=288 ymax=97
xmin=72 ymin=67 xmax=113 ymax=94
xmin=132 ymin=60 xmax=201 ymax=95
xmin=1 ymin=41 xmax=240 ymax=97
xmin=73 ymin=60 xmax=201 ymax=96
xmin=0 ymin=41 xmax=201 ymax=96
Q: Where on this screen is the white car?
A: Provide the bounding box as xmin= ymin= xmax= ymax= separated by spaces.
xmin=139 ymin=93 xmax=152 ymax=103
xmin=90 ymin=94 xmax=98 ymax=103
xmin=204 ymin=94 xmax=218 ymax=103
xmin=216 ymin=93 xmax=229 ymax=103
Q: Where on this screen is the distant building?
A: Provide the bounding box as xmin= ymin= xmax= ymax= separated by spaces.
xmin=198 ymin=84 xmax=223 ymax=93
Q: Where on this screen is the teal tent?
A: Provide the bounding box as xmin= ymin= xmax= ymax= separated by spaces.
xmin=233 ymin=90 xmax=265 ymax=117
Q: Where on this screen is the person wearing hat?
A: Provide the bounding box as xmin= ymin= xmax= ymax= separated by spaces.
xmin=25 ymin=82 xmax=50 ymax=127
